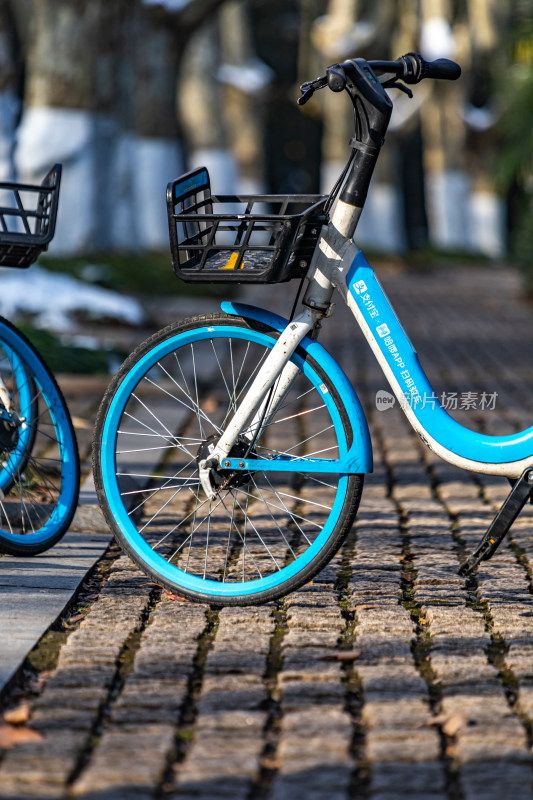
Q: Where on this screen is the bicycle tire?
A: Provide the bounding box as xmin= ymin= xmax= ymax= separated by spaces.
xmin=0 ymin=316 xmax=80 ymax=556
xmin=93 ymin=313 xmax=363 ymax=605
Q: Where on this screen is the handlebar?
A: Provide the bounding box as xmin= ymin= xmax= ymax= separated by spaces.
xmin=298 ymin=52 xmax=461 ymax=106
xmin=297 ymin=53 xmax=462 ymax=212
xmin=418 ymin=57 xmax=461 ymax=81
xmin=372 ymin=52 xmax=461 ymax=84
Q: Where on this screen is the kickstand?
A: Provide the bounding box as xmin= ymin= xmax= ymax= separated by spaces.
xmin=458 ymin=466 xmax=533 ymax=577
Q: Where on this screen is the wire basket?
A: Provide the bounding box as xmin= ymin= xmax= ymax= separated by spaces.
xmin=0 ymin=164 xmax=62 ymax=269
xmin=167 ymin=167 xmax=327 ymax=284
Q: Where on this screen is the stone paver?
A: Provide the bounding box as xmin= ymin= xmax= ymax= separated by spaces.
xmin=2 ymin=266 xmax=533 ymax=799
xmin=0 ymin=379 xmax=112 ymax=693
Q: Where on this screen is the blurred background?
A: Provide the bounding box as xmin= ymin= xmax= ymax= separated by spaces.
xmin=0 ymin=0 xmax=532 ymax=368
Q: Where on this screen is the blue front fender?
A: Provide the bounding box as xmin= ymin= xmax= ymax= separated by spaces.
xmin=220 ymin=300 xmax=373 ymax=473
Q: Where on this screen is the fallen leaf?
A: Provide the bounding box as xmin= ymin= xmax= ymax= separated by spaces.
xmin=321 ymin=650 xmax=361 ymax=662
xmin=430 ymin=711 xmax=467 ymax=737
xmin=3 ymin=704 xmax=30 ymax=725
xmin=29 ymin=670 xmax=53 ymax=694
xmin=162 ymin=589 xmax=190 ymax=602
xmin=0 ymin=724 xmax=43 ymax=748
xmin=67 ymin=613 xmax=86 ymax=625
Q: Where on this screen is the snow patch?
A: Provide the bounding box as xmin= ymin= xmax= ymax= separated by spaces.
xmin=420 ymin=18 xmax=455 ymax=62
xmin=461 ymin=103 xmax=498 ymax=132
xmin=187 ymin=148 xmax=237 ymax=195
xmin=15 ymin=107 xmax=99 ymax=253
xmin=131 ymin=137 xmax=184 ymax=250
xmin=425 ymin=169 xmax=470 ymax=250
xmin=15 ymin=107 xmax=93 ymax=174
xmin=329 ymin=21 xmax=376 ymax=59
xmin=217 ymin=60 xmax=274 ymax=93
xmin=469 ymin=191 xmax=505 ymax=258
xmin=0 ymin=266 xmax=145 ymax=331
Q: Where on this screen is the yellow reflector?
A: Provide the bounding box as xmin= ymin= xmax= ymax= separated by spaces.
xmin=220 ymin=252 xmax=241 ymax=269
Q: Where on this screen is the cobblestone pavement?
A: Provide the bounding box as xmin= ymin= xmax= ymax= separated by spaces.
xmin=2 ymin=264 xmax=533 ymax=799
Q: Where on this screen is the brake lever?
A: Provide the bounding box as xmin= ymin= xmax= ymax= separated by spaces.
xmin=298 ymin=75 xmax=328 ymax=106
xmin=388 ymin=81 xmax=413 ymax=98
xmin=297 ymin=86 xmax=315 ymax=106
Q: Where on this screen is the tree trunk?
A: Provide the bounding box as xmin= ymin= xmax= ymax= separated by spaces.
xmin=218 ymin=0 xmax=268 ymax=192
xmin=178 ymin=17 xmax=237 ymax=194
xmin=313 ymin=0 xmax=358 ymax=191
xmin=0 ymin=0 xmax=21 ymax=183
xmin=115 ymin=4 xmax=185 ymax=250
xmin=111 ymin=0 xmax=229 ymax=250
xmin=14 ymin=0 xmax=119 ymax=253
xmin=419 ymin=0 xmax=470 ymax=251
xmin=464 ymin=0 xmax=507 ymax=256
xmin=314 ymin=0 xmax=405 ymax=251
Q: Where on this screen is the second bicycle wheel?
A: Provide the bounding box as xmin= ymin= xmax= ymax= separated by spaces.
xmin=93 ymin=313 xmax=363 ymax=605
xmin=0 ymin=317 xmax=80 ymax=556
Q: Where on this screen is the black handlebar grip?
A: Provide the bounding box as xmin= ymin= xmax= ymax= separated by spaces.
xmin=327 ymin=65 xmax=347 ymax=92
xmin=420 ymin=57 xmax=461 ymax=81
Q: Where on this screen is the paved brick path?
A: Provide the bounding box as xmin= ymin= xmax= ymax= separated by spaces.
xmin=2 ymin=264 xmax=533 ymax=799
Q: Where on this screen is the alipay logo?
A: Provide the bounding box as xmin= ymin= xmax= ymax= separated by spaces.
xmin=376 ymin=390 xmax=396 ymax=411
xmin=376 ymin=323 xmax=390 ymax=338
xmin=353 ymin=280 xmax=367 ymax=294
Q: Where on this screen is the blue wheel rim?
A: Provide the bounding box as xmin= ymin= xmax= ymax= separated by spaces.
xmin=0 ymin=346 xmax=34 ymax=489
xmin=0 ymin=321 xmax=78 ymax=548
xmin=100 ymin=323 xmax=351 ymax=599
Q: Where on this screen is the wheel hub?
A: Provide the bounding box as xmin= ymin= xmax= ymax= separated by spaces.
xmin=196 ymin=434 xmax=253 ymax=491
xmin=0 ymin=415 xmax=19 ymax=453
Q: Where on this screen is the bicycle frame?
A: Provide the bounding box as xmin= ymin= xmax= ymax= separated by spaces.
xmin=204 ymin=198 xmax=533 ymax=489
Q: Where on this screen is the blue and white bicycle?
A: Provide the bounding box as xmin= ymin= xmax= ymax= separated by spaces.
xmin=94 ymin=53 xmax=526 ymax=605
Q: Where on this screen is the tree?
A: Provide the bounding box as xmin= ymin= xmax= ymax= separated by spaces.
xmin=0 ymin=0 xmax=20 ymax=186
xmin=312 ymin=0 xmax=406 ymax=251
xmin=11 ymin=0 xmax=228 ymax=254
xmin=494 ymin=5 xmax=533 ymax=284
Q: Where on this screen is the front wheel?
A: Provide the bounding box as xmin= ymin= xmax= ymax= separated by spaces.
xmin=93 ymin=314 xmax=363 ymax=605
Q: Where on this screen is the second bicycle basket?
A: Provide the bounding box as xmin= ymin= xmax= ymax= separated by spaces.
xmin=0 ymin=164 xmax=61 ymax=269
xmin=167 ymin=167 xmax=327 ymax=284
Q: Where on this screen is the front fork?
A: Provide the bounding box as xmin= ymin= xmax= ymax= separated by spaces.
xmin=0 ymin=375 xmax=11 ymax=414
xmin=198 ymin=305 xmax=323 ymax=499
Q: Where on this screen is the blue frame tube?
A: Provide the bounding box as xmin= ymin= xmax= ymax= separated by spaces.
xmin=347 ymin=251 xmax=533 ymax=465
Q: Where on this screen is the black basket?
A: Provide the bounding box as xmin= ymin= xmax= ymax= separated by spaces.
xmin=167 ymin=167 xmax=327 ymax=284
xmin=0 ymin=164 xmax=61 ymax=269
